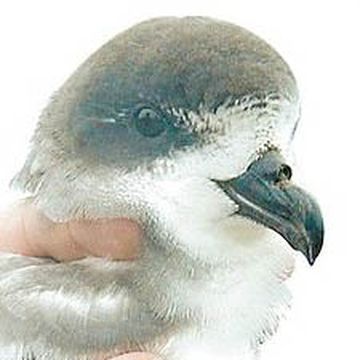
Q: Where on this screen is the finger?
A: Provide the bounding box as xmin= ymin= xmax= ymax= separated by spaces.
xmin=0 ymin=200 xmax=142 ymax=261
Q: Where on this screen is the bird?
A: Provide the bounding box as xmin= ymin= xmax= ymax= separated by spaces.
xmin=0 ymin=17 xmax=324 ymax=360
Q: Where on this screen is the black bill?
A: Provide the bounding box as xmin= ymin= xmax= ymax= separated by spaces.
xmin=214 ymin=151 xmax=324 ymax=265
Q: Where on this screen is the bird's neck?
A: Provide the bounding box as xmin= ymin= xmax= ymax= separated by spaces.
xmin=131 ymin=227 xmax=292 ymax=357
xmin=136 ymin=221 xmax=292 ymax=319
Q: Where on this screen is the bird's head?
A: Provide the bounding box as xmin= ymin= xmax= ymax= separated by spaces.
xmin=13 ymin=17 xmax=323 ymax=266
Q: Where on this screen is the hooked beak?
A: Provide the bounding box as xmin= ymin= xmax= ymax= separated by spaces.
xmin=214 ymin=151 xmax=324 ymax=265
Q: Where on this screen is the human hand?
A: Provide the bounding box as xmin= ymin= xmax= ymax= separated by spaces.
xmin=0 ymin=199 xmax=157 ymax=360
xmin=0 ymin=199 xmax=142 ymax=261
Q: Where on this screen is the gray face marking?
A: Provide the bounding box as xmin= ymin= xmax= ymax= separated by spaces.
xmin=14 ymin=16 xmax=300 ymax=198
xmin=50 ymin=17 xmax=298 ymax=171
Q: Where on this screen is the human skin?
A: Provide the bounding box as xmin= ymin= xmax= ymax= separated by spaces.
xmin=0 ymin=201 xmax=157 ymax=360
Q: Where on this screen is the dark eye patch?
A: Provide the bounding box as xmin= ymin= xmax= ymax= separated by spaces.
xmin=70 ymin=98 xmax=199 ymax=170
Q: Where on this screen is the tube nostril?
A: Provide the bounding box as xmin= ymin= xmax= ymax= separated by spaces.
xmin=278 ymin=164 xmax=292 ymax=181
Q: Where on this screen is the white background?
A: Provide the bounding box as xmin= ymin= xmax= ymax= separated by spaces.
xmin=0 ymin=1 xmax=359 ymax=359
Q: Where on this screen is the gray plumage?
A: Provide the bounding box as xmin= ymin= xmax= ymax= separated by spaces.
xmin=0 ymin=17 xmax=323 ymax=360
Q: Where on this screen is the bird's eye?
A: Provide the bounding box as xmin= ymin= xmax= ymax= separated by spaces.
xmin=278 ymin=164 xmax=292 ymax=181
xmin=134 ymin=107 xmax=167 ymax=137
